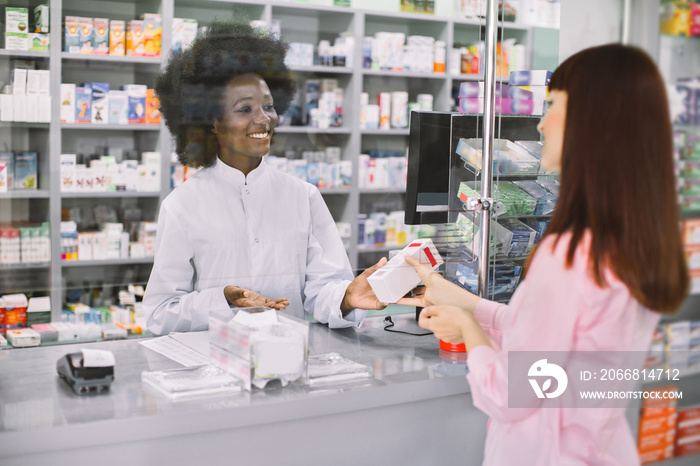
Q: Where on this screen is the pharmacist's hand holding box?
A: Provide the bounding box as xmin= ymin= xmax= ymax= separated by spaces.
xmin=367 ymin=239 xmax=443 ymax=304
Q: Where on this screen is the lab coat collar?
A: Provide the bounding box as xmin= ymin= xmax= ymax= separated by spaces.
xmin=213 ymin=155 xmax=268 ymax=187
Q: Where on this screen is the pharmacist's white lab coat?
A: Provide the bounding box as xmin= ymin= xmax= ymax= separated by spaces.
xmin=143 ymin=157 xmax=364 ymax=335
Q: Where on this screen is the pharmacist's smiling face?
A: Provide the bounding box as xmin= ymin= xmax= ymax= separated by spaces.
xmin=214 ymin=73 xmax=278 ymax=165
xmin=538 ymin=90 xmax=567 ymax=172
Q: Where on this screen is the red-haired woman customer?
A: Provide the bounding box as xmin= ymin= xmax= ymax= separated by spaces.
xmin=401 ymin=44 xmax=689 ymax=465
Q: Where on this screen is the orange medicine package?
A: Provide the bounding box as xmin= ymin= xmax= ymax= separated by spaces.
xmin=145 ymin=89 xmax=160 ymax=124
xmin=126 ymin=20 xmax=144 ymax=56
xmin=639 ymin=413 xmax=678 ymax=436
xmin=141 ymin=13 xmax=161 ymax=57
xmin=109 ymin=20 xmax=125 ymax=56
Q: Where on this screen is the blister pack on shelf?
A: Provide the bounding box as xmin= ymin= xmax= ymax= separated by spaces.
xmin=456 ymin=138 xmax=540 ymax=175
xmin=512 ymin=180 xmax=557 ymax=215
xmin=454 ymin=258 xmax=522 ymax=302
xmin=497 ymin=218 xmax=537 ymax=258
xmin=455 ymin=212 xmax=512 ymax=259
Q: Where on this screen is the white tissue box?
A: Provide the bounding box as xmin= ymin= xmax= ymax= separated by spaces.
xmin=209 ymin=307 xmax=309 ymax=391
xmin=367 ymin=238 xmax=443 ymax=303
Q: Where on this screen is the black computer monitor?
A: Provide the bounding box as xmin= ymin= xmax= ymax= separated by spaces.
xmin=405 ymin=111 xmax=453 ymax=225
xmin=405 ymin=111 xmax=541 ymax=225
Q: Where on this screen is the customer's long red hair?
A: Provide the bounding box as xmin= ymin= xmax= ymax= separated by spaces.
xmin=535 ymin=44 xmax=688 ymax=313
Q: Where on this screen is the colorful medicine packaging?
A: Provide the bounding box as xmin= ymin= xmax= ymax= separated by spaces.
xmin=1 ymin=294 xmax=28 ymax=333
xmin=27 ymin=297 xmax=51 ymax=326
xmin=0 ymin=161 xmax=7 ymax=192
xmin=5 ymin=7 xmax=29 ymax=51
xmin=60 ymin=83 xmax=76 ymax=123
xmin=90 ymin=82 xmax=109 ymax=124
xmin=367 ymin=238 xmax=444 ymax=303
xmin=14 ymin=152 xmax=37 ymax=190
xmin=141 ymin=13 xmax=161 ymax=57
xmin=508 ymin=70 xmax=552 ymax=86
xmin=124 ymin=84 xmax=147 ymax=123
xmin=109 ymin=20 xmax=125 ymax=55
xmin=108 ymin=90 xmax=128 ymax=124
xmin=78 ymin=17 xmax=93 ymax=54
xmin=34 ymin=5 xmax=49 ymax=33
xmin=145 ymin=89 xmax=161 ymax=124
xmin=93 ymin=18 xmax=109 ymax=54
xmin=64 ymin=16 xmax=80 ymax=53
xmin=458 ymin=81 xmax=534 ymax=100
xmin=126 ymin=20 xmax=144 ymax=56
xmin=0 ymin=153 xmax=12 ymax=190
xmin=75 ymin=86 xmax=92 ymax=123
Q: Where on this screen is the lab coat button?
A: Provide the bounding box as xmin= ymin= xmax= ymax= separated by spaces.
xmin=245 ymin=189 xmax=250 ymax=194
xmin=255 ymin=238 xmax=259 ymax=243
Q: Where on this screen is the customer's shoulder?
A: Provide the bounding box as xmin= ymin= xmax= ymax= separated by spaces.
xmin=535 ymin=231 xmax=592 ymax=271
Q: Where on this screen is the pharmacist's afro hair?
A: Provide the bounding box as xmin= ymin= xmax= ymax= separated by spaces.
xmin=155 ymin=17 xmax=296 ymax=168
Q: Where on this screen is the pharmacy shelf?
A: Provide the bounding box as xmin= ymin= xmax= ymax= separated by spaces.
xmin=275 ymin=126 xmax=351 ymax=134
xmin=22 ymin=0 xmax=538 ymax=319
xmin=0 ymin=49 xmax=49 ymax=58
xmin=61 ymin=258 xmax=154 ymax=268
xmin=273 ymin=1 xmax=353 ymax=14
xmin=319 ymin=188 xmax=351 ymax=195
xmin=360 ymin=188 xmax=406 ymax=194
xmin=0 ymin=122 xmax=50 ymax=129
xmin=451 ymin=74 xmax=510 ymax=83
xmin=452 ymin=17 xmax=530 ymax=31
xmin=682 ymin=210 xmax=700 ymax=219
xmin=60 ymin=123 xmax=161 ymax=131
xmin=289 ymin=65 xmax=353 ymax=75
xmin=33 ymin=331 xmax=155 ymax=347
xmin=0 ymin=262 xmax=51 ymax=270
xmin=362 ymin=69 xmax=447 ymax=80
xmin=60 ymin=191 xmax=161 ymax=199
xmin=357 ymin=245 xmax=399 ymax=254
xmin=362 ymin=9 xmax=451 ymax=24
xmin=495 ymin=214 xmax=553 ymax=220
xmin=0 ymin=190 xmax=50 ymax=199
xmin=361 ymin=129 xmax=410 ymax=136
xmin=60 ymin=52 xmax=161 ymax=65
xmin=654 ymin=453 xmax=700 ymax=466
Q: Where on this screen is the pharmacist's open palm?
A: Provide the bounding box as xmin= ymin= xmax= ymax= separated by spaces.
xmin=343 ymin=257 xmax=389 ymax=311
xmin=224 ymin=286 xmax=289 ymax=310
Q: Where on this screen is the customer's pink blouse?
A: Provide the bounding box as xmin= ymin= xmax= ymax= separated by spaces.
xmin=467 ymin=231 xmax=660 ymax=465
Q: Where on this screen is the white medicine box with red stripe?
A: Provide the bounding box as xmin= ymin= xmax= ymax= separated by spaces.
xmin=367 ymin=239 xmax=443 ymax=304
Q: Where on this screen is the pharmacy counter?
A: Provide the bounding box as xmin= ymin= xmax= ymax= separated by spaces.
xmin=0 ymin=315 xmax=488 ymax=466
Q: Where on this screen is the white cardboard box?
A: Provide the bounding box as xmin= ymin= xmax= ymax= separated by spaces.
xmin=60 ymin=83 xmax=76 ymax=123
xmin=0 ymin=94 xmax=13 ymax=121
xmin=12 ymin=94 xmax=26 ymax=122
xmin=25 ymin=94 xmax=38 ymax=122
xmin=12 ymin=69 xmax=27 ymax=95
xmin=367 ymin=238 xmax=443 ymax=303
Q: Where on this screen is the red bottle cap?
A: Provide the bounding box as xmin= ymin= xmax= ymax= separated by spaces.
xmin=439 ymin=339 xmax=466 ymax=352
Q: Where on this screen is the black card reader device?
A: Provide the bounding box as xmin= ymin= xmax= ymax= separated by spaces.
xmin=57 ymin=352 xmax=114 ymax=395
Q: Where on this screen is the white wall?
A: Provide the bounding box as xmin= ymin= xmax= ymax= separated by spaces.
xmin=558 ymin=0 xmax=624 ymax=63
